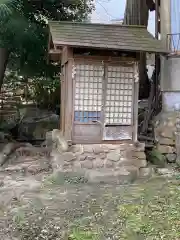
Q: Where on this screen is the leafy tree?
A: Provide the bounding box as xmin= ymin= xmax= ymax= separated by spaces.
xmin=0 ymin=0 xmax=94 ymax=89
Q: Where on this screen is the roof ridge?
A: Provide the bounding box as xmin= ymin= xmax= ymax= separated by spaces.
xmin=48 ymin=20 xmax=146 ymax=29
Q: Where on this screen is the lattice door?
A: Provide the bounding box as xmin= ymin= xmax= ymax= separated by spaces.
xmin=104 ymin=64 xmax=134 ymax=125
xmin=103 ymin=63 xmax=135 ymax=140
xmin=74 ymin=63 xmax=103 ymax=123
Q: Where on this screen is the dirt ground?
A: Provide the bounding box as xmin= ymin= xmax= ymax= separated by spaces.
xmin=0 ymin=143 xmax=179 ymax=240
xmin=0 ymin=161 xmax=180 ymax=240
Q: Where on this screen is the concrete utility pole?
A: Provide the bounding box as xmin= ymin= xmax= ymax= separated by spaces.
xmin=160 ymin=0 xmax=171 ymax=48
xmin=160 ymin=0 xmax=180 ymax=111
xmin=160 ymin=0 xmax=172 ymax=107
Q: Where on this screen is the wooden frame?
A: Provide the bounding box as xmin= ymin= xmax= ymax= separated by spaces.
xmin=69 ymin=55 xmax=139 ymax=144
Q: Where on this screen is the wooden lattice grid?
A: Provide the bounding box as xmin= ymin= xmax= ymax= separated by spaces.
xmin=74 ymin=63 xmax=103 ymax=122
xmin=105 ymin=65 xmax=134 ymax=125
xmin=74 ymin=61 xmax=135 ymax=125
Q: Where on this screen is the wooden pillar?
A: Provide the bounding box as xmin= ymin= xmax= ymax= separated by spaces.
xmin=133 ymin=62 xmax=139 ymax=142
xmin=61 ymin=47 xmax=73 ymax=142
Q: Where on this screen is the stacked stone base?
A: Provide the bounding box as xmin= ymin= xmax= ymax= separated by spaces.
xmin=50 ymin=142 xmax=150 ymax=183
xmin=153 ymin=112 xmax=177 ymax=165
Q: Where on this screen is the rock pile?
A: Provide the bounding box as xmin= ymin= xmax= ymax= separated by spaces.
xmin=153 ymin=112 xmax=177 ymax=165
xmin=49 ymin=133 xmax=150 ymax=183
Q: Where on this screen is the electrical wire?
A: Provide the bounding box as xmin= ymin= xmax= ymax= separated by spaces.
xmin=95 ymin=0 xmax=118 ymax=19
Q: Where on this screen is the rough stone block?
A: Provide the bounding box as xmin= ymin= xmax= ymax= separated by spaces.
xmin=104 ymin=160 xmax=114 ymax=168
xmin=132 ymin=159 xmax=147 ymax=168
xmin=50 ymin=151 xmax=76 ymax=171
xmin=166 ymin=153 xmax=177 ymax=163
xmin=81 ymin=160 xmax=93 ymax=169
xmin=83 ymin=145 xmax=94 ymax=153
xmin=93 ymin=158 xmax=104 ymax=168
xmin=69 ymin=145 xmax=82 ymax=153
xmin=99 ymin=153 xmax=106 ymax=159
xmin=156 ymin=168 xmax=176 ymax=177
xmin=119 ymin=150 xmax=131 ymax=158
xmin=61 ymin=152 xmax=76 ymax=162
xmin=73 ymin=161 xmax=81 ymax=169
xmin=78 ymin=155 xmax=87 ymax=161
xmin=132 ymin=151 xmax=146 ymax=159
xmin=116 ymin=159 xmax=134 ymax=167
xmin=158 ymin=138 xmax=175 ymax=146
xmin=139 ymin=167 xmax=153 ymax=178
xmin=159 ymin=128 xmax=174 ymax=139
xmin=86 ymin=155 xmax=96 ymax=160
xmin=107 ymin=152 xmax=120 ymax=162
xmin=134 ymin=142 xmax=145 ymax=152
xmin=93 ymin=145 xmax=104 ymax=154
xmin=104 ymin=144 xmax=120 ymax=150
xmin=157 ymin=144 xmax=175 ymax=154
xmin=85 ymin=166 xmax=138 ymax=184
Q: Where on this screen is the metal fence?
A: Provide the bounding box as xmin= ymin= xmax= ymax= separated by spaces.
xmin=167 ymin=33 xmax=180 ymax=53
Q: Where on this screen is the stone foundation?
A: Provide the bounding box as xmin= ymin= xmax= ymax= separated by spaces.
xmin=153 ymin=112 xmax=177 ymax=164
xmin=50 ymin=142 xmax=148 ymax=183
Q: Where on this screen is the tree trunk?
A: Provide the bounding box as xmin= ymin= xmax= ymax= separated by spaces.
xmin=123 ymin=0 xmax=150 ymax=99
xmin=0 ymin=48 xmax=9 ymax=91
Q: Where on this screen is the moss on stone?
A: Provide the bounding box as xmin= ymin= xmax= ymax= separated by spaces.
xmin=148 ymin=148 xmax=166 ymax=167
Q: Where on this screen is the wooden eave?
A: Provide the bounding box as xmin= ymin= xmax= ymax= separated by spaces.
xmin=47 ymin=32 xmax=62 ymax=62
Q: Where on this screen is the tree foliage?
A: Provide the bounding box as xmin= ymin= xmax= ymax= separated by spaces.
xmin=0 ymin=0 xmax=94 ymax=77
xmin=0 ymin=0 xmax=93 ymax=108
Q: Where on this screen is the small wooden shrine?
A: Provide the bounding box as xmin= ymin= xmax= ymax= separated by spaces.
xmin=48 ymin=21 xmax=167 ymax=144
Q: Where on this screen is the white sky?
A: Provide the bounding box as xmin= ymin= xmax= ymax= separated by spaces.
xmin=91 ymin=0 xmax=155 ymax=35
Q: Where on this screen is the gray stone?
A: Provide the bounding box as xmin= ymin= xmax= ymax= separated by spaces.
xmin=166 ymin=153 xmax=177 ymax=163
xmin=85 ymin=166 xmax=138 ymax=184
xmin=116 ymin=159 xmax=134 ymax=167
xmin=132 ymin=159 xmax=147 ymax=168
xmin=104 ymin=160 xmax=113 ymax=168
xmin=18 ymin=109 xmax=59 ymax=140
xmin=119 ymin=150 xmax=129 ymax=158
xmin=159 ymin=128 xmax=174 ymax=139
xmin=61 ymin=152 xmax=76 ymax=162
xmin=86 ymin=155 xmax=96 ymax=160
xmin=93 ymin=158 xmax=104 ymax=168
xmin=52 ymin=129 xmax=69 ymax=153
xmin=27 ymin=161 xmax=50 ymax=174
xmin=81 ymin=160 xmax=93 ymax=169
xmin=104 ymin=144 xmax=120 ymax=150
xmin=139 ymin=167 xmax=153 ymax=178
xmin=69 ymin=145 xmax=82 ymax=153
xmin=157 ymin=145 xmax=175 ymax=154
xmin=156 ymin=168 xmax=176 ymax=177
xmin=158 ymin=138 xmax=175 ymax=146
xmin=78 ymin=155 xmax=87 ymax=161
xmin=83 ymin=145 xmax=94 ymax=153
xmin=73 ymin=161 xmax=81 ymax=169
xmin=107 ymin=152 xmax=120 ymax=162
xmin=93 ymin=145 xmax=104 ymax=154
xmin=134 ymin=142 xmax=145 ymax=152
xmin=50 ymin=151 xmax=72 ymax=170
xmin=133 ymin=151 xmax=146 ymax=159
xmin=99 ymin=153 xmax=106 ymax=159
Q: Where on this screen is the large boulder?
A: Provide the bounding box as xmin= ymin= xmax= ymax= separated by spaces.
xmin=18 ymin=107 xmax=59 ymax=140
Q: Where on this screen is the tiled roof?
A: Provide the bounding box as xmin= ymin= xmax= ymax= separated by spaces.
xmin=49 ymin=21 xmax=168 ymax=53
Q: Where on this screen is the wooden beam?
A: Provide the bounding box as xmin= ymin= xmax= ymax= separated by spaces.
xmin=49 ymin=49 xmax=62 ymax=55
